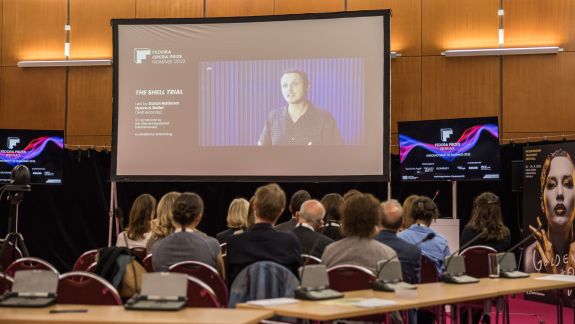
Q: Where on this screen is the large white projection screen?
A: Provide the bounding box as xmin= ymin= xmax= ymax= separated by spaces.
xmin=112 ymin=11 xmax=390 ymax=181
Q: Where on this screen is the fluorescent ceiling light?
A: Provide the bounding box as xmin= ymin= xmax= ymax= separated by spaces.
xmin=442 ymin=47 xmax=562 ymax=57
xmin=17 ymin=59 xmax=112 ymax=67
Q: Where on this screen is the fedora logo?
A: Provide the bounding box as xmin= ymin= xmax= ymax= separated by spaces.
xmin=134 ymin=48 xmax=151 ymax=64
xmin=440 ymin=128 xmax=453 ymax=142
xmin=7 ymin=137 xmax=20 ymax=149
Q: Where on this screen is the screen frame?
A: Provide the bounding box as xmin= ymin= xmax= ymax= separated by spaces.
xmin=111 ymin=10 xmax=391 ymax=182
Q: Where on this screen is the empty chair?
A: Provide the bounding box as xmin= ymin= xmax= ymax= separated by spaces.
xmin=72 ymin=249 xmax=98 ymax=271
xmin=326 ymin=264 xmax=376 ymax=292
xmin=460 ymin=245 xmax=497 ymax=278
xmin=6 ymin=257 xmax=59 ymax=277
xmin=130 ymin=247 xmax=147 ymax=261
xmin=0 ymin=273 xmax=13 ymax=295
xmin=0 ymin=240 xmax=23 ymax=271
xmin=185 ymin=275 xmax=220 ymax=308
xmin=143 ymin=254 xmax=154 ymax=272
xmin=301 ymin=254 xmax=321 ymax=265
xmin=169 ymin=261 xmax=228 ymax=306
xmin=57 ymin=271 xmax=122 ymax=305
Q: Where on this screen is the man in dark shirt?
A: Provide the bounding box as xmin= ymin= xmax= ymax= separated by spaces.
xmin=292 ymin=200 xmax=333 ymax=259
xmin=275 ymin=189 xmax=310 ymax=232
xmin=374 ymin=199 xmax=421 ymax=284
xmin=226 ymin=183 xmax=302 ymax=285
xmin=258 ymin=70 xmax=342 ymax=146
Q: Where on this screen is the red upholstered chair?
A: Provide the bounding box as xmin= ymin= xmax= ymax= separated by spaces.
xmin=169 ymin=261 xmax=228 ymax=306
xmin=326 ymin=264 xmax=376 ymax=292
xmin=6 ymin=257 xmax=59 ymax=277
xmin=86 ymin=262 xmax=98 ymax=273
xmin=219 ymin=243 xmax=227 ymax=255
xmin=460 ymin=245 xmax=497 ymax=278
xmin=129 ymin=247 xmax=147 ymax=261
xmin=57 ymin=271 xmax=122 ymax=305
xmin=143 ymin=254 xmax=154 ymax=272
xmin=0 ymin=240 xmax=23 ymax=271
xmin=419 ymin=254 xmax=445 ymax=323
xmin=0 ymin=273 xmax=13 ymax=294
xmin=72 ymin=249 xmax=98 ymax=271
xmin=185 ymin=275 xmax=220 ymax=308
xmin=301 ymin=254 xmax=321 ymax=265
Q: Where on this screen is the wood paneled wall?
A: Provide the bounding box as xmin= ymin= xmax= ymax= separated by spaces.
xmin=1 ymin=0 xmax=574 ymax=150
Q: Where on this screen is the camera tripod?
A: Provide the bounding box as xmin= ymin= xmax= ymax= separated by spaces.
xmin=0 ymin=188 xmax=30 ymax=270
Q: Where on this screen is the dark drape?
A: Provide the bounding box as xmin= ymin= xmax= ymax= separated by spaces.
xmin=0 ymin=142 xmax=541 ymax=272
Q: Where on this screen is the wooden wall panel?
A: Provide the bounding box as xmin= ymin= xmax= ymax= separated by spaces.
xmin=501 ymin=132 xmax=575 ymax=144
xmin=504 ymin=0 xmax=575 ymax=52
xmin=422 ymin=56 xmax=500 ymax=120
xmin=390 ymin=57 xmax=421 ymax=133
xmin=205 ymin=0 xmax=273 ymax=17
xmin=67 ymin=67 xmax=113 ymax=136
xmin=2 ymin=0 xmax=67 ymax=66
xmin=136 ymin=0 xmax=203 ymax=18
xmin=274 ymin=0 xmax=344 ymax=15
xmin=348 ymin=0 xmax=421 ymax=56
xmin=503 ymin=53 xmax=575 ymax=133
xmin=70 ymin=0 xmax=135 ymax=60
xmin=0 ymin=67 xmax=66 ymax=130
xmin=422 ymin=0 xmax=499 ymax=56
xmin=66 ymin=135 xmax=112 ymax=148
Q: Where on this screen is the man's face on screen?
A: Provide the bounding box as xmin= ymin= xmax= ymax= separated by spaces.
xmin=281 ymin=73 xmax=307 ymax=104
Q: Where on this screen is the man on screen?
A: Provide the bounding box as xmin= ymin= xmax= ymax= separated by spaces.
xmin=258 ymin=70 xmax=343 ymax=146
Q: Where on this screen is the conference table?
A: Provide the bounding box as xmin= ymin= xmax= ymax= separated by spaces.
xmin=0 ymin=304 xmax=273 ymax=324
xmin=237 ymin=273 xmax=575 ymax=322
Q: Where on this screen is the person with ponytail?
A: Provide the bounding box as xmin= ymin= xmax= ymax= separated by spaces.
xmin=461 ymin=192 xmax=510 ymax=252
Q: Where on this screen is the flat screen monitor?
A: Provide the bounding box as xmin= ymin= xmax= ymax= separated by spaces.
xmin=398 ymin=117 xmax=500 ymax=181
xmin=0 ymin=129 xmax=64 ymax=185
xmin=112 ymin=10 xmax=391 ymax=181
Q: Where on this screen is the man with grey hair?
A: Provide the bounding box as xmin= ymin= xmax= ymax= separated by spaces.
xmin=292 ymin=200 xmax=334 ymax=259
xmin=374 ymin=199 xmax=421 ymax=284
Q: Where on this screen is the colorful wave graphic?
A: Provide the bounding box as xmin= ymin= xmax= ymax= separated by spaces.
xmin=399 ymin=124 xmax=498 ymax=163
xmin=0 ymin=136 xmax=64 ymax=166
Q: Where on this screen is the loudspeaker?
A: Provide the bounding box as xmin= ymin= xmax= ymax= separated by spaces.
xmin=511 ymin=160 xmax=523 ymax=192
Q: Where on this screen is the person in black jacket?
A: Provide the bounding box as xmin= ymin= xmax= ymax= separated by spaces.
xmin=275 ymin=189 xmax=310 ymax=232
xmin=292 ymin=200 xmax=333 ymax=259
xmin=320 ymin=193 xmax=344 ymax=241
xmin=461 ymin=192 xmax=510 ymax=252
xmin=216 ymin=198 xmax=250 ymax=244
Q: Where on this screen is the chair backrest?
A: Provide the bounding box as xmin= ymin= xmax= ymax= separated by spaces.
xmin=185 ymin=275 xmax=220 ymax=308
xmin=169 ymin=261 xmax=228 ymax=306
xmin=57 ymin=271 xmax=122 ymax=305
xmin=86 ymin=262 xmax=98 ymax=273
xmin=219 ymin=243 xmax=227 ymax=254
xmin=0 ymin=240 xmax=23 ymax=271
xmin=6 ymin=257 xmax=59 ymax=277
xmin=301 ymin=254 xmax=321 ymax=265
xmin=0 ymin=273 xmax=13 ymax=294
xmin=326 ymin=264 xmax=376 ymax=292
xmin=143 ymin=254 xmax=154 ymax=272
xmin=129 ymin=247 xmax=147 ymax=261
xmin=460 ymin=245 xmax=497 ymax=278
xmin=72 ymin=249 xmax=98 ymax=271
xmin=420 ymin=254 xmax=440 ymax=283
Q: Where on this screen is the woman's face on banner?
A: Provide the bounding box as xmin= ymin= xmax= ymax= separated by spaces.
xmin=544 ymin=156 xmax=575 ymax=228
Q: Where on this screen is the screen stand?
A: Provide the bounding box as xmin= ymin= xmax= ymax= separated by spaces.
xmin=108 ymin=181 xmax=118 ymax=247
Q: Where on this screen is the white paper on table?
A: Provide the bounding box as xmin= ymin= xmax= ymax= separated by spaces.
xmin=246 ymin=298 xmax=300 ymax=307
xmin=353 ymin=298 xmax=397 ymax=308
xmin=535 ymin=274 xmax=575 ymax=283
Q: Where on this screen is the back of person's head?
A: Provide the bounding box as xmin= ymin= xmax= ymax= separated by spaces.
xmin=402 ymin=194 xmax=420 ymax=228
xmin=320 ymin=193 xmax=344 ymax=223
xmin=380 ymin=199 xmax=404 ymax=231
xmin=152 ymin=191 xmax=181 ymax=238
xmin=411 ymin=196 xmax=439 ymax=226
xmin=289 ymin=190 xmax=311 ymax=216
xmin=127 ymin=193 xmax=156 ymax=240
xmin=246 ymin=196 xmax=256 ymax=229
xmin=343 ymin=189 xmax=362 ymax=202
xmin=341 ymin=193 xmax=381 ymax=238
xmin=226 ymin=198 xmax=250 ymax=229
xmin=172 ymin=192 xmax=204 ymax=228
xmin=469 ymin=192 xmax=509 ymax=241
xmin=299 ymin=200 xmax=325 ymax=229
xmin=255 ymin=183 xmax=286 ymax=223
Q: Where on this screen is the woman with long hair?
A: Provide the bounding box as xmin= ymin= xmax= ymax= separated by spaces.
xmin=116 ymin=193 xmax=156 ymax=248
xmin=461 ymin=192 xmax=510 ymax=252
xmin=146 ymin=192 xmax=181 ymax=251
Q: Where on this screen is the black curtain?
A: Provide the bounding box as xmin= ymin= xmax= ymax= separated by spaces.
xmin=1 ymin=142 xmax=540 ymax=272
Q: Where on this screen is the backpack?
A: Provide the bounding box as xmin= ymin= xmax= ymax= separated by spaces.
xmin=94 ymin=247 xmax=146 ymax=298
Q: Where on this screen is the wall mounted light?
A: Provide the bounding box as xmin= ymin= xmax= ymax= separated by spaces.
xmin=442 ymin=46 xmax=562 ymax=57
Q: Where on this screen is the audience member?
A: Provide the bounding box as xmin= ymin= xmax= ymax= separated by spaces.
xmin=226 ymin=183 xmax=301 ymax=285
xmin=292 ymin=200 xmax=334 ymax=258
xmin=374 ymin=199 xmax=421 ymax=283
xmin=116 ymin=193 xmax=156 ymax=249
xmin=462 ymin=192 xmax=510 ymax=252
xmin=151 ymin=193 xmax=223 ymax=275
xmin=398 ymin=196 xmax=450 ymax=274
xmin=343 ymin=188 xmax=361 ymax=201
xmin=402 ymin=194 xmax=420 ymax=230
xmin=275 ymin=189 xmax=311 ymax=232
xmin=146 ymin=191 xmax=181 ymax=251
xmin=320 ymin=193 xmax=345 ymax=241
xmin=321 ymin=193 xmax=396 ymax=273
xmin=216 ymin=198 xmax=250 ymax=244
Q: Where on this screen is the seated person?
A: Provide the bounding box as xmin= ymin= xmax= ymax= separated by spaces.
xmin=375 ymin=199 xmax=422 ymax=284
xmin=461 ymin=192 xmax=510 ymax=252
xmin=151 ymin=192 xmax=223 ymax=275
xmin=146 ymin=191 xmax=181 ymax=251
xmin=398 ymin=196 xmax=450 ymax=274
xmin=216 ymin=198 xmax=250 ymax=244
xmin=321 ymin=193 xmax=396 ymax=274
xmin=226 ymin=183 xmax=302 ymax=285
xmin=275 ymin=189 xmax=311 ymax=232
xmin=320 ymin=193 xmax=345 ymax=241
xmin=292 ymin=200 xmax=334 ymax=259
xmin=116 ymin=193 xmax=156 ymax=249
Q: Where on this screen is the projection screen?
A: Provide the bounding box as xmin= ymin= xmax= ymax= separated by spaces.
xmin=112 ymin=10 xmax=390 ymax=181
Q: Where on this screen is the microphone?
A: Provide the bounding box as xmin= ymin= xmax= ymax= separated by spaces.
xmin=441 ymin=228 xmax=488 ymax=282
xmin=432 ymin=190 xmax=440 ymax=202
xmin=496 ymin=224 xmax=541 ymax=278
xmin=376 ymin=232 xmax=436 ymax=273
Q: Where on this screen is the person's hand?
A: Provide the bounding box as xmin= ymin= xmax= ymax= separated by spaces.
xmin=530 ymin=216 xmax=557 ymax=274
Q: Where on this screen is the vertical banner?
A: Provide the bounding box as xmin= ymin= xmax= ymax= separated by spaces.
xmin=523 ymin=142 xmax=575 ymax=304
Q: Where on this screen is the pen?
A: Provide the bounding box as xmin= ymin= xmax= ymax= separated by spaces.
xmin=49 ymin=309 xmax=88 ymax=314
